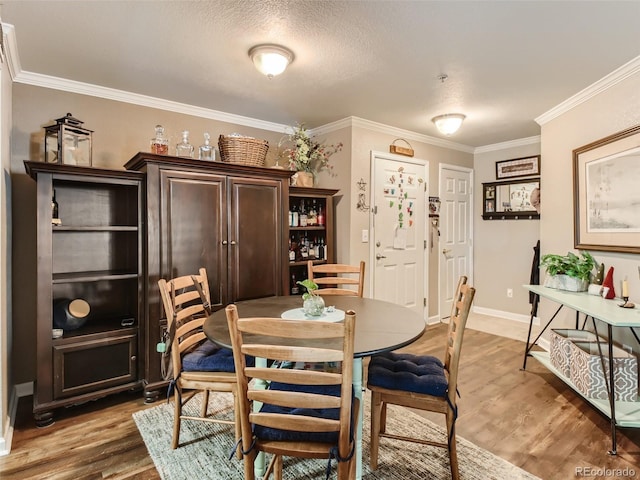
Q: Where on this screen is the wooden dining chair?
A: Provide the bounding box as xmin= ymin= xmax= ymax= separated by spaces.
xmin=307 ymin=260 xmax=365 ymax=297
xmin=158 ymin=268 xmax=241 ymax=451
xmin=225 ymin=303 xmax=358 ymax=479
xmin=366 ymin=276 xmax=475 ymax=480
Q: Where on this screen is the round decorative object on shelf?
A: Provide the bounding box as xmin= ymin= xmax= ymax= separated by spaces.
xmin=53 ymin=298 xmax=91 ymax=330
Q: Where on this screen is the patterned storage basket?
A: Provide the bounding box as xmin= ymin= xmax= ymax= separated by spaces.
xmin=569 ymin=341 xmax=638 ymax=402
xmin=218 ymin=134 xmax=269 ymax=166
xmin=549 ymin=329 xmax=598 ymax=378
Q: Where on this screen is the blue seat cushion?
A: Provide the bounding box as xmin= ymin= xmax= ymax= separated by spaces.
xmin=182 ymin=340 xmax=254 ymax=373
xmin=367 ymin=352 xmax=448 ymax=397
xmin=254 ymin=383 xmax=352 ymax=444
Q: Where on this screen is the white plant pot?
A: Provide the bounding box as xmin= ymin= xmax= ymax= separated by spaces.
xmin=544 ymin=274 xmax=588 ymax=292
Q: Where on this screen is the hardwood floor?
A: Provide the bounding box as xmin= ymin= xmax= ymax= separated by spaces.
xmin=2 ymin=325 xmax=639 ymax=479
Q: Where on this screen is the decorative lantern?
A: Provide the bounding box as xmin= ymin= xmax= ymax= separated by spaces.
xmin=44 ymin=113 xmax=93 ymax=166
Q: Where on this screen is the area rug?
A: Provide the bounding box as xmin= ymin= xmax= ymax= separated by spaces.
xmin=133 ymin=392 xmax=539 ymax=480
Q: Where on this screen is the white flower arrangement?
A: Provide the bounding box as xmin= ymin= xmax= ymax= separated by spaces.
xmin=280 ymin=124 xmax=343 ymax=178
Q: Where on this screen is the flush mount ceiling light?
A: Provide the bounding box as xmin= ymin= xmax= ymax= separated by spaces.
xmin=431 ymin=113 xmax=466 ymax=136
xmin=249 ymin=44 xmax=294 ymax=78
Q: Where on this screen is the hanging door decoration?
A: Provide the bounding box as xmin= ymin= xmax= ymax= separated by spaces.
xmin=382 ymin=166 xmax=423 ymax=249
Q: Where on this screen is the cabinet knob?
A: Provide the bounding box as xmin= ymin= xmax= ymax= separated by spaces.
xmin=131 ymin=356 xmax=137 ymax=361
xmin=230 ymin=240 xmax=237 ymax=245
xmin=222 ymin=240 xmax=228 ymax=245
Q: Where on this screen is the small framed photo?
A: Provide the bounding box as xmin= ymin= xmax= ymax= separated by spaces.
xmin=496 ymin=155 xmax=541 ymax=179
xmin=428 ymin=196 xmax=440 ymax=217
xmin=485 ymin=200 xmax=495 ymax=213
xmin=485 ymin=186 xmax=495 ymax=199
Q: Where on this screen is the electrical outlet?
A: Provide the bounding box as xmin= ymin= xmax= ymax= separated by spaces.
xmin=361 ymin=229 xmax=369 ymax=243
xmin=507 ymin=288 xmax=513 ymax=298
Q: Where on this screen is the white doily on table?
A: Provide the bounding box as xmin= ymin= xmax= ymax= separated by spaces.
xmin=280 ymin=307 xmax=345 ymax=322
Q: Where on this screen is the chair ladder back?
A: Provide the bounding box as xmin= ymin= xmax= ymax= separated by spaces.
xmin=443 ymin=283 xmax=475 ymax=398
xmin=307 ymin=260 xmax=365 ymax=297
xmin=158 ymin=268 xmax=211 ymax=377
xmin=225 ymin=304 xmax=356 ymax=462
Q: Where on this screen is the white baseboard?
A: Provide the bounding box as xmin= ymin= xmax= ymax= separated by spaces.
xmin=473 ymin=306 xmax=540 ymax=326
xmin=427 ymin=314 xmax=441 ymax=325
xmin=0 ymin=382 xmax=31 ymax=457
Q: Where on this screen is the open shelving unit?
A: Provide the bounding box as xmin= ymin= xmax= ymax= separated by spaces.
xmin=25 ymin=161 xmax=144 ymax=426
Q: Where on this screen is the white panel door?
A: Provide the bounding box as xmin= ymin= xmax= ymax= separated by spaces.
xmin=371 ymin=152 xmax=427 ymax=317
xmin=438 ymin=165 xmax=473 ymax=319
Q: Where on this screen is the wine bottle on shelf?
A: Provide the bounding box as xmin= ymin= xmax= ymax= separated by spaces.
xmin=299 ymin=200 xmax=308 ymax=227
xmin=309 ymin=237 xmax=315 ymax=259
xmin=291 ymin=204 xmax=299 ymax=227
xmin=317 ymin=204 xmax=325 ymax=226
xmin=289 ymin=234 xmax=296 ymax=262
xmin=308 ymin=199 xmax=318 ymax=226
xmin=51 ymin=189 xmax=61 ymax=225
xmin=291 ymin=273 xmax=300 ymax=295
xmin=318 ymin=238 xmax=325 ymax=261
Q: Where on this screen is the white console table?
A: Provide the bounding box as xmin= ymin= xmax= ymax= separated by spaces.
xmin=522 ymin=284 xmax=640 ymax=454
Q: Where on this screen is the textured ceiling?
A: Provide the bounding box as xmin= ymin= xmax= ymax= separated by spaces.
xmin=2 ymin=0 xmax=639 ymax=148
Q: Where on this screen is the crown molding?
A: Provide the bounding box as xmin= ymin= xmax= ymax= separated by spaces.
xmin=474 ymin=135 xmax=541 ymax=154
xmin=14 ymin=69 xmax=292 ymax=133
xmin=536 ymin=55 xmax=640 ymax=126
xmin=1 ymin=23 xmax=20 ymax=80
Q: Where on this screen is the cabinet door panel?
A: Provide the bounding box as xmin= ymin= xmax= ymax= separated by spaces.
xmin=53 ymin=333 xmax=137 ymax=399
xmin=161 ymin=171 xmax=227 ymax=308
xmin=230 ymin=178 xmax=282 ymax=301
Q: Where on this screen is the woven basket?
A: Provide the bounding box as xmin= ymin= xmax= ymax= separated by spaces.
xmin=218 ymin=135 xmax=269 ymax=167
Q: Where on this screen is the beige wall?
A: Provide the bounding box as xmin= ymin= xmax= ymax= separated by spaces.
xmin=474 ymin=143 xmax=540 ymax=315
xmin=539 ymin=71 xmax=640 ymax=346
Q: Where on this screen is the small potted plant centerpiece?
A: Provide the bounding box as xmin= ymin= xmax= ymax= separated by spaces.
xmin=540 ymin=251 xmax=596 ymax=292
xmin=297 ymin=278 xmax=326 ymax=316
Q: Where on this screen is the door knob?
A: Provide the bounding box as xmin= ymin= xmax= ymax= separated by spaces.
xmin=376 ymin=254 xmax=387 ymax=260
xmin=442 ymin=248 xmax=451 ymax=254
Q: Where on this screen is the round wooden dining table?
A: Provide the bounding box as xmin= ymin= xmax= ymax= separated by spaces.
xmin=204 ymin=295 xmax=426 ymax=480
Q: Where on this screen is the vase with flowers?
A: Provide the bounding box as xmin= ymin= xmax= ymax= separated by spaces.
xmin=280 ymin=124 xmax=343 ymax=186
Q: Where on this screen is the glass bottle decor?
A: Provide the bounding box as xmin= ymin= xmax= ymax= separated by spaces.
xmin=303 ymin=294 xmax=325 ymax=316
xmin=198 ymin=132 xmax=215 ymax=161
xmin=298 ymin=279 xmax=325 ymax=316
xmin=176 ymin=130 xmax=194 ymax=158
xmin=150 ymin=125 xmax=169 ymax=154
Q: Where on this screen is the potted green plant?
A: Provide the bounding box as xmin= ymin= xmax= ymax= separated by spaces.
xmin=540 ymin=251 xmax=596 ymax=292
xmin=297 ymin=278 xmax=326 ymax=316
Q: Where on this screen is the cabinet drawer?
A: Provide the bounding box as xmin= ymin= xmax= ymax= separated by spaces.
xmin=53 ymin=333 xmax=137 ymax=399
